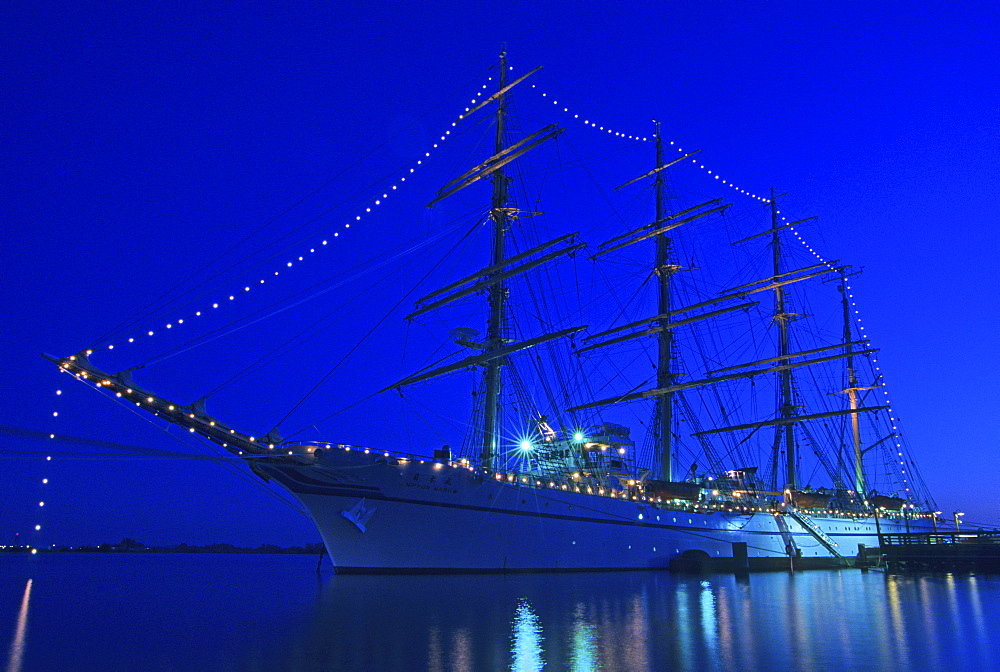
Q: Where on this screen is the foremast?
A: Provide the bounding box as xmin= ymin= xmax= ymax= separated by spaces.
xmin=385 ymin=51 xmax=581 ymax=471
xmin=483 ymin=49 xmax=510 ymax=470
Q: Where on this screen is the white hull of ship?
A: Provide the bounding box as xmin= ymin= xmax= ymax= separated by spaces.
xmin=258 ymin=450 xmax=926 ymax=573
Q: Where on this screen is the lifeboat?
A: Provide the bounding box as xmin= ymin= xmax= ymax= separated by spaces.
xmin=645 ymin=480 xmax=702 ymax=501
xmin=790 ymin=491 xmax=832 ymax=509
xmin=870 ymin=494 xmax=906 ymax=511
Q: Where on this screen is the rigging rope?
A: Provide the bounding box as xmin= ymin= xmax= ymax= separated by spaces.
xmin=274 ymin=219 xmax=483 ymax=434
xmin=198 ymin=218 xmax=474 ymax=397
xmin=65 ymin=373 xmax=308 ymax=515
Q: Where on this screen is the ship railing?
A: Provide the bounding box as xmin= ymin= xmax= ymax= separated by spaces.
xmin=281 ymin=440 xmax=480 ymax=468
xmin=881 ymin=532 xmax=1000 ymax=546
xmin=274 ymin=439 xmax=935 ymax=522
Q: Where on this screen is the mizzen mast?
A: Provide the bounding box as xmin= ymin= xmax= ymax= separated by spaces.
xmin=837 ymin=268 xmax=874 ymax=495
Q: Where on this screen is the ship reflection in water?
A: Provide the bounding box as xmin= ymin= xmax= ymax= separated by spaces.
xmin=292 ymin=570 xmax=997 ymax=671
xmin=2 ymin=555 xmax=998 ymax=671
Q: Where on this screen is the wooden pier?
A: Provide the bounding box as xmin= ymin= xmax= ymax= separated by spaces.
xmin=879 ymin=531 xmax=1000 ymax=571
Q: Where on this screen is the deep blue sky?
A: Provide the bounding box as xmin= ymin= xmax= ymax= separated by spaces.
xmin=3 ymin=1 xmax=998 ymax=546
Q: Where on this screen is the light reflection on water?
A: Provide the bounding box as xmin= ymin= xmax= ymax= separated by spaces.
xmin=2 ymin=554 xmax=1000 ymax=671
xmin=568 ymin=602 xmax=597 ymax=671
xmin=4 ymin=579 xmax=31 ymax=672
xmin=510 ymin=597 xmax=543 ymax=671
xmin=699 ymin=580 xmax=717 ymax=664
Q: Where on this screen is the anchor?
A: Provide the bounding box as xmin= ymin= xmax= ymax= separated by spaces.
xmin=341 ymin=498 xmax=377 ymax=533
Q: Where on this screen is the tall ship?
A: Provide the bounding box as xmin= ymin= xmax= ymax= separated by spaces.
xmin=46 ymin=52 xmax=938 ymax=572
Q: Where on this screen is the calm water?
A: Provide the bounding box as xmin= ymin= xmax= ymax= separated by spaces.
xmin=2 ymin=554 xmax=998 ymax=671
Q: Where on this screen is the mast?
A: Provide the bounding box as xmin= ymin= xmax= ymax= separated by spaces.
xmin=770 ymin=189 xmax=797 ymax=489
xmin=482 ymin=49 xmax=510 ymax=469
xmin=840 ymin=272 xmax=865 ymax=494
xmin=653 ymin=122 xmax=675 ymax=481
xmin=387 ymin=58 xmax=574 ymax=437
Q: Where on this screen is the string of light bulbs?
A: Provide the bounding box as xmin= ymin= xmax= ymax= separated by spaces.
xmin=80 ymin=78 xmax=497 ymax=357
xmin=525 ymin=58 xmax=916 ymax=501
xmin=783 ymin=214 xmax=915 ymax=500
xmin=28 ymin=391 xmax=58 ymax=554
xmin=33 ymin=78 xmax=496 ymax=549
xmin=55 ymin=65 xmax=920 ymax=510
xmin=524 ymin=79 xmax=774 ymax=204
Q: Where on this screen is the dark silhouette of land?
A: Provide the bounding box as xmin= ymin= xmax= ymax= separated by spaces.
xmin=2 ymin=537 xmax=325 ymax=554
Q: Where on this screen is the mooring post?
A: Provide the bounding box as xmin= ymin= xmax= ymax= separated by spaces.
xmin=732 ymin=541 xmax=749 ymax=575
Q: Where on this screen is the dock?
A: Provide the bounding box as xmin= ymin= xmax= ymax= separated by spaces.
xmin=879 ymin=531 xmax=1000 ymax=571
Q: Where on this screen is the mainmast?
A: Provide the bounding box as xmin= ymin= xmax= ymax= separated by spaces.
xmin=482 ymin=50 xmax=511 ymax=469
xmin=770 ymin=189 xmax=797 ymax=489
xmin=653 ymin=122 xmax=675 ymax=481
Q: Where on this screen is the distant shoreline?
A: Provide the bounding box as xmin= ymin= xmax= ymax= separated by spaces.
xmin=1 ymin=540 xmax=325 ymax=555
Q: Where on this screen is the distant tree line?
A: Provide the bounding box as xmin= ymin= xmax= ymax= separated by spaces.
xmin=2 ymin=538 xmax=326 ymax=554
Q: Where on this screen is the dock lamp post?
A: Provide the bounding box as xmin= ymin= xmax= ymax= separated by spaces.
xmin=953 ymin=511 xmax=964 ymax=533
